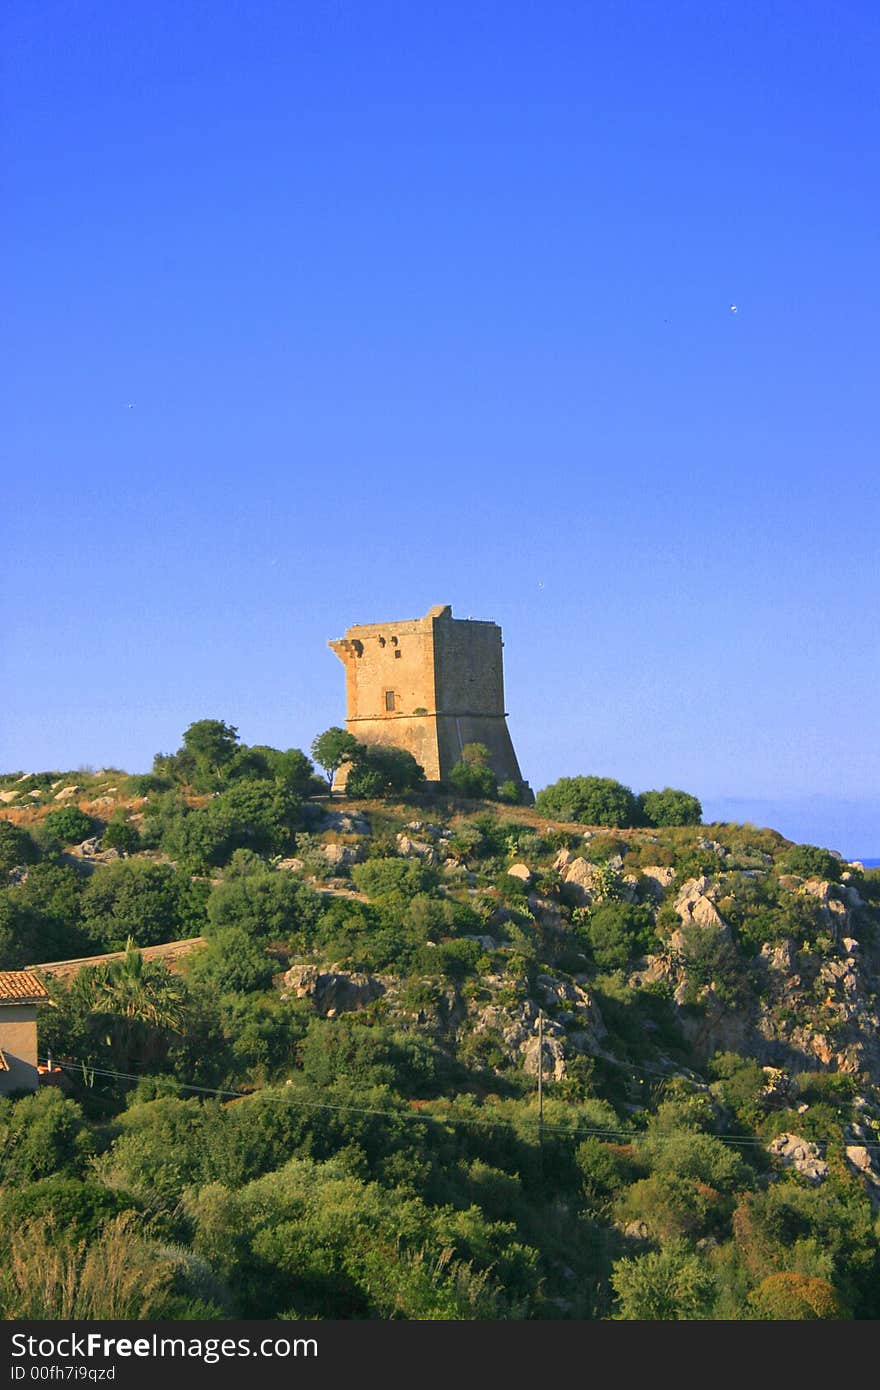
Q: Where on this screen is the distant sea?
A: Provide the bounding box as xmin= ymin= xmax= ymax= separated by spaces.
xmin=859 ymin=858 xmax=880 ymax=868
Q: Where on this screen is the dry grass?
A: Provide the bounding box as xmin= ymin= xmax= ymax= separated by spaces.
xmin=0 ymin=1213 xmax=175 ymax=1319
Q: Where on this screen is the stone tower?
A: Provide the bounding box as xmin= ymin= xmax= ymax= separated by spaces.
xmin=328 ymin=604 xmax=530 ymax=795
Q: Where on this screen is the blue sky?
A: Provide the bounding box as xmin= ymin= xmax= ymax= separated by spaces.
xmin=2 ymin=1 xmax=878 ymax=856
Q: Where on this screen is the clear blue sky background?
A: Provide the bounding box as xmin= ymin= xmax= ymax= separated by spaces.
xmin=2 ymin=1 xmax=878 ymax=856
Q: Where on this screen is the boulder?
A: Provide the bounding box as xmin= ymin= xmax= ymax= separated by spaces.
xmin=767 ymin=1133 xmax=828 ymax=1184
xmin=320 ymin=841 xmax=362 ymax=869
xmin=638 ymin=866 xmax=676 ymax=897
xmin=280 ymin=964 xmax=385 ymax=1015
xmin=0 ymin=790 xmax=20 ymax=804
xmin=396 ymin=833 xmax=435 ymax=862
xmin=673 ymin=876 xmax=726 ymax=931
xmin=507 ymin=863 xmax=532 ymax=883
xmin=320 ymin=810 xmax=371 ymax=837
xmin=560 ymin=857 xmax=603 ymax=906
xmin=521 ymin=1032 xmax=567 ymax=1081
xmin=53 ymin=785 xmax=84 ymax=801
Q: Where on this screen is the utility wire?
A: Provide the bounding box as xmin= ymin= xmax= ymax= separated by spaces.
xmin=41 ymin=1056 xmax=880 ymax=1152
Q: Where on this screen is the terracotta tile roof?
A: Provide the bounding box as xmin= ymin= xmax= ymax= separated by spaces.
xmin=0 ymin=1048 xmax=8 ymax=1072
xmin=0 ymin=970 xmax=50 ymax=1003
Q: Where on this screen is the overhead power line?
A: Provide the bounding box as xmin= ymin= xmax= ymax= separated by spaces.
xmin=41 ymin=1056 xmax=880 ymax=1152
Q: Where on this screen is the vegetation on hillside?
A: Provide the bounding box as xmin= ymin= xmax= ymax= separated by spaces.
xmin=1 ymin=722 xmax=878 ymax=1320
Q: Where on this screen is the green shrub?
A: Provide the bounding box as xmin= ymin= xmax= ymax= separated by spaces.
xmin=81 ymin=860 xmax=206 ymax=950
xmin=0 ymin=822 xmax=39 ymax=875
xmin=448 ymin=744 xmax=498 ymax=800
xmin=582 ymin=901 xmax=657 ymax=970
xmin=611 ymin=1240 xmax=716 ymax=1319
xmin=346 ymin=745 xmax=425 ymax=798
xmin=187 ymin=928 xmax=276 ymax=994
xmin=101 ymin=815 xmax=141 ymax=857
xmin=42 ymin=807 xmax=96 ymax=845
xmin=162 ymin=781 xmax=302 ymax=870
xmin=0 ymin=1179 xmax=137 ymax=1245
xmin=536 ymin=776 xmax=639 ymax=827
xmin=449 ymin=761 xmax=497 ymax=799
xmin=638 ymin=788 xmax=702 ymax=827
xmin=781 ymin=844 xmax=842 ymax=883
xmin=351 ymin=857 xmax=438 ymax=900
xmin=206 ymin=864 xmax=321 ymax=945
xmin=0 ymin=1091 xmax=92 ymax=1183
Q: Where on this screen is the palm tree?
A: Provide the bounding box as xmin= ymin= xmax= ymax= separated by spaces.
xmin=92 ymin=939 xmax=188 ymax=1069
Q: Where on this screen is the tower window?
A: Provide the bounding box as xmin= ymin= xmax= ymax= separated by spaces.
xmin=385 ymin=690 xmax=396 ymax=711
xmin=394 ymin=648 xmax=402 ymax=658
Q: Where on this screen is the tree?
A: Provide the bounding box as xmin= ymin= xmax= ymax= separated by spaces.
xmin=182 ymin=719 xmax=240 ymax=773
xmin=535 ymin=775 xmax=639 ymax=827
xmin=346 ymin=745 xmax=425 ymax=798
xmin=187 ymin=927 xmax=276 ymax=995
xmin=310 ymin=728 xmax=362 ymax=788
xmin=42 ymin=807 xmax=96 ymax=845
xmin=0 ymin=1090 xmax=92 ymax=1183
xmin=748 ymin=1272 xmax=844 ymax=1320
xmin=611 ymin=1240 xmax=716 ymax=1319
xmin=0 ymin=864 xmax=89 ymax=966
xmin=638 ymin=787 xmax=702 ymax=827
xmin=206 ymin=863 xmax=321 ymax=945
xmin=101 ymin=814 xmax=140 ymax=858
xmin=162 ymin=780 xmax=302 ymax=871
xmin=0 ymin=822 xmax=39 ymax=875
xmin=153 ymin=719 xmax=240 ymax=791
xmin=81 ymin=859 xmax=205 ymax=950
xmin=83 ymin=941 xmax=189 ymax=1071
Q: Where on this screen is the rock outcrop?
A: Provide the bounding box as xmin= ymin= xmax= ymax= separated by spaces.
xmin=281 ymin=965 xmax=386 ymax=1016
xmin=767 ymin=1133 xmax=828 ymax=1184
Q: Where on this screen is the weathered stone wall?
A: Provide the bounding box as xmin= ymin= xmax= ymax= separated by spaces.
xmin=328 ymin=610 xmax=443 ymax=780
xmin=328 ymin=604 xmax=529 ymax=791
xmin=432 ymin=615 xmax=505 ymax=716
xmin=0 ymin=1004 xmax=39 ymax=1094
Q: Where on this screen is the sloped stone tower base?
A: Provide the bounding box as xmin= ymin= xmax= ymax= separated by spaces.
xmin=329 ymin=604 xmax=531 ymax=798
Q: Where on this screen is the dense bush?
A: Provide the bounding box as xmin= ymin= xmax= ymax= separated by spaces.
xmin=448 ymin=744 xmax=497 ymax=800
xmin=184 ymin=928 xmax=276 ymax=995
xmin=0 ymin=863 xmax=89 ymax=966
xmin=781 ymin=844 xmax=842 ymax=882
xmin=346 ymin=745 xmax=425 ymax=798
xmin=0 ymin=821 xmax=39 ymax=875
xmin=535 ymin=776 xmax=639 ymax=827
xmin=638 ymin=788 xmax=702 ymax=827
xmin=611 ymin=1240 xmax=716 ymax=1319
xmin=42 ymin=806 xmax=96 ymax=845
xmin=0 ymin=1091 xmax=92 ymax=1184
xmin=101 ymin=814 xmax=141 ymax=857
xmin=81 ymin=860 xmax=206 ymax=950
xmin=161 ymin=781 xmax=302 ymax=870
xmin=206 ymin=862 xmax=321 ymax=945
xmin=0 ymin=1179 xmax=137 ymax=1246
xmin=580 ymin=901 xmax=657 ymax=970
